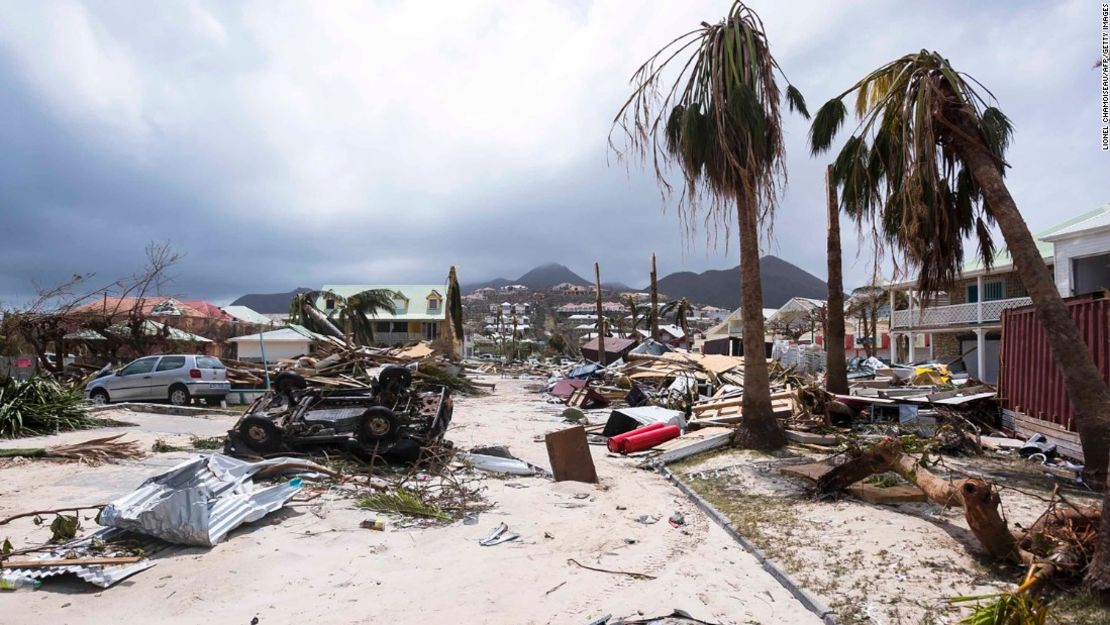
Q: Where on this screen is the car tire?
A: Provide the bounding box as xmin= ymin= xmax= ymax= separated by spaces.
xmin=90 ymin=389 xmax=110 ymax=405
xmin=358 ymin=407 xmax=400 ymax=444
xmin=169 ymin=384 xmax=191 ymax=406
xmin=238 ymin=416 xmax=283 ymax=454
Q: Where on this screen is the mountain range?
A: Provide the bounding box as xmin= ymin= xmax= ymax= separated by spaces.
xmin=464 ymin=256 xmax=829 ymax=309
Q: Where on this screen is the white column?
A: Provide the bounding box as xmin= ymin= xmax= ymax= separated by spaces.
xmin=889 ymin=287 xmax=896 ymax=329
xmin=975 ymin=328 xmax=986 ymax=382
xmin=908 ymin=331 xmax=916 ymax=363
xmin=929 ymin=333 xmax=934 ymax=360
xmin=976 ymin=275 xmax=983 ymax=324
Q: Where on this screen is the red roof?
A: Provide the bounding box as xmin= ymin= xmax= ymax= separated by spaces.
xmin=73 ymin=296 xmax=234 ymax=321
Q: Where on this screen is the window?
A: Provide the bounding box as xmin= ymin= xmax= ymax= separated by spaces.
xmin=119 ymin=357 xmax=158 ymax=376
xmin=391 ymin=322 xmax=408 ymax=333
xmin=155 ymin=356 xmax=186 ymax=371
xmin=325 ymin=298 xmax=336 ymax=311
xmin=967 ymin=279 xmax=1004 ymax=303
xmin=375 ymin=322 xmax=391 ymax=333
xmin=428 ymin=298 xmax=440 ymax=312
xmin=423 ymin=322 xmax=440 ymax=340
xmin=196 ymin=356 xmax=224 ymax=369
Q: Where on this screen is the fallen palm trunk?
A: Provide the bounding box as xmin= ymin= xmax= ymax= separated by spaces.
xmin=0 ymin=434 xmax=145 ymax=465
xmin=818 ymin=437 xmax=1016 ymax=560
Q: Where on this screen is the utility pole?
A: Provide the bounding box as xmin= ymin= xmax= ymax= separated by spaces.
xmin=595 ymin=262 xmax=606 ymax=366
xmin=650 ymin=253 xmax=660 ymax=342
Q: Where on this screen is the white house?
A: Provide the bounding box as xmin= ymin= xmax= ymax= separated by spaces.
xmin=1041 ymin=205 xmax=1110 ymax=297
xmin=228 ymin=324 xmax=343 ymax=361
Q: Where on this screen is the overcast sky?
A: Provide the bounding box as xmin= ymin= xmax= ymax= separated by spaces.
xmin=1 ymin=0 xmax=1107 ymax=305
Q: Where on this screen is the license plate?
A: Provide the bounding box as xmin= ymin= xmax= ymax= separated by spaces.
xmin=209 ymin=383 xmax=225 ymax=389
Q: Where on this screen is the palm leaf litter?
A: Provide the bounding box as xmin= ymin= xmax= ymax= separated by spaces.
xmin=0 ymin=376 xmax=100 ymax=438
xmin=0 ymin=433 xmax=145 ymax=464
xmin=356 ymin=488 xmax=450 ymax=521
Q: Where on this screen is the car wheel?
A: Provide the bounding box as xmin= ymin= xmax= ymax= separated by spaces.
xmin=237 ymin=416 xmax=283 ymax=454
xmin=358 ymin=407 xmax=400 ymax=444
xmin=90 ymin=389 xmax=110 ymax=405
xmin=169 ymin=384 xmax=191 ymax=406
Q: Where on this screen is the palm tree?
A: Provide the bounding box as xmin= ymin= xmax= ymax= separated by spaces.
xmin=339 ymin=289 xmax=397 ymax=345
xmin=613 ymin=1 xmax=807 ymax=449
xmin=809 ymin=50 xmax=1110 ymax=590
xmin=824 ymin=164 xmax=848 ymax=394
xmin=660 ymin=298 xmax=693 ymax=351
xmin=288 ymin=290 xmax=345 ymax=340
xmin=622 ymin=294 xmax=644 ymax=338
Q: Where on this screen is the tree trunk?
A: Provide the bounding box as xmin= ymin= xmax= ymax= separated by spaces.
xmin=819 ymin=437 xmax=1018 ymax=561
xmin=732 ymin=197 xmax=785 ymax=449
xmin=650 ymin=254 xmax=660 ymax=342
xmin=594 ymin=262 xmax=606 ymax=367
xmin=824 ymin=165 xmax=849 ymax=394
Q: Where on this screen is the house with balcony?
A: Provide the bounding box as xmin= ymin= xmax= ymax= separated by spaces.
xmin=318 ymin=284 xmax=448 ymax=345
xmin=887 ymin=205 xmax=1110 ymax=383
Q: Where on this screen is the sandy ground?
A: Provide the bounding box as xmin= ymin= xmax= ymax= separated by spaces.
xmin=674 ymin=446 xmax=1106 ymax=625
xmin=1 ymin=379 xmax=821 ymax=625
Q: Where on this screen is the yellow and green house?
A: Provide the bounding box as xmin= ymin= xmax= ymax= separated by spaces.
xmin=318 ymin=284 xmax=448 ymax=345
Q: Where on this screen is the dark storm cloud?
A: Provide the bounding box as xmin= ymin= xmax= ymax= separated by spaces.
xmin=0 ymin=1 xmax=1106 ymax=307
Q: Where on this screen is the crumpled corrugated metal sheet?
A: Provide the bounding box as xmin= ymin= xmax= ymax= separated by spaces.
xmin=5 ymin=528 xmax=174 ymax=588
xmin=99 ymin=454 xmax=305 ymax=547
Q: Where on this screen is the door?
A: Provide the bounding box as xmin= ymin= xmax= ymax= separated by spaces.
xmin=108 ymin=357 xmax=160 ymax=401
xmin=149 ymin=355 xmax=187 ymax=400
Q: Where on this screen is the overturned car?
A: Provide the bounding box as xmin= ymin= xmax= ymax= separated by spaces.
xmin=224 ymin=365 xmax=453 ymax=461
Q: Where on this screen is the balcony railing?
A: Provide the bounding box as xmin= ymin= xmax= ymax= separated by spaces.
xmin=891 ymin=297 xmax=1031 ymax=330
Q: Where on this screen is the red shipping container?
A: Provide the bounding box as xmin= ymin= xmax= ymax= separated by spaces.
xmin=606 ymin=422 xmax=666 ymax=453
xmin=620 ymin=425 xmax=681 ymax=453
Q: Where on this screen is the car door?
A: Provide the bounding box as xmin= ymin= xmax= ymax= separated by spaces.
xmin=108 ymin=357 xmax=160 ymax=401
xmin=150 ymin=355 xmax=187 ymax=400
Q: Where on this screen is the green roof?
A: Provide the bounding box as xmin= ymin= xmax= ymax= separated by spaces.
xmin=961 ymin=205 xmax=1110 ymax=274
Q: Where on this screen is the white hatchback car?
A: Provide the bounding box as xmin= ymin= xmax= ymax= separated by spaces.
xmin=85 ymin=354 xmax=230 ymax=406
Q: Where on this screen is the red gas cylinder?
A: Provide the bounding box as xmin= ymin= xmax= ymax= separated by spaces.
xmin=606 ymin=422 xmax=667 ymax=453
xmin=620 ymin=424 xmax=680 ymax=453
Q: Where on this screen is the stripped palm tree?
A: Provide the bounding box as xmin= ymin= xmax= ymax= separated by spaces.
xmin=809 ymin=49 xmax=1110 ymax=591
xmin=612 ymin=1 xmax=807 ymax=448
xmin=660 ymin=298 xmax=693 ymax=351
xmin=446 ymin=266 xmax=465 ymax=357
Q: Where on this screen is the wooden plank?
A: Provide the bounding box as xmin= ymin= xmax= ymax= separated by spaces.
xmin=2 ymin=556 xmax=143 ymax=569
xmin=544 ymin=425 xmax=598 ymax=483
xmin=779 ymin=461 xmax=837 ymax=482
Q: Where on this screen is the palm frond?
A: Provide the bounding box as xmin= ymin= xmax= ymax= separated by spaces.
xmin=810 ymin=50 xmax=1012 ymax=293
xmin=809 ymin=99 xmax=848 ymax=155
xmin=785 ymin=84 xmax=809 ymax=119
xmin=611 ymin=1 xmax=807 ymax=243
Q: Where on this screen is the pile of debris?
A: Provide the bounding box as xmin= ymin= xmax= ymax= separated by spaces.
xmin=222 ymin=342 xmax=487 ymax=395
